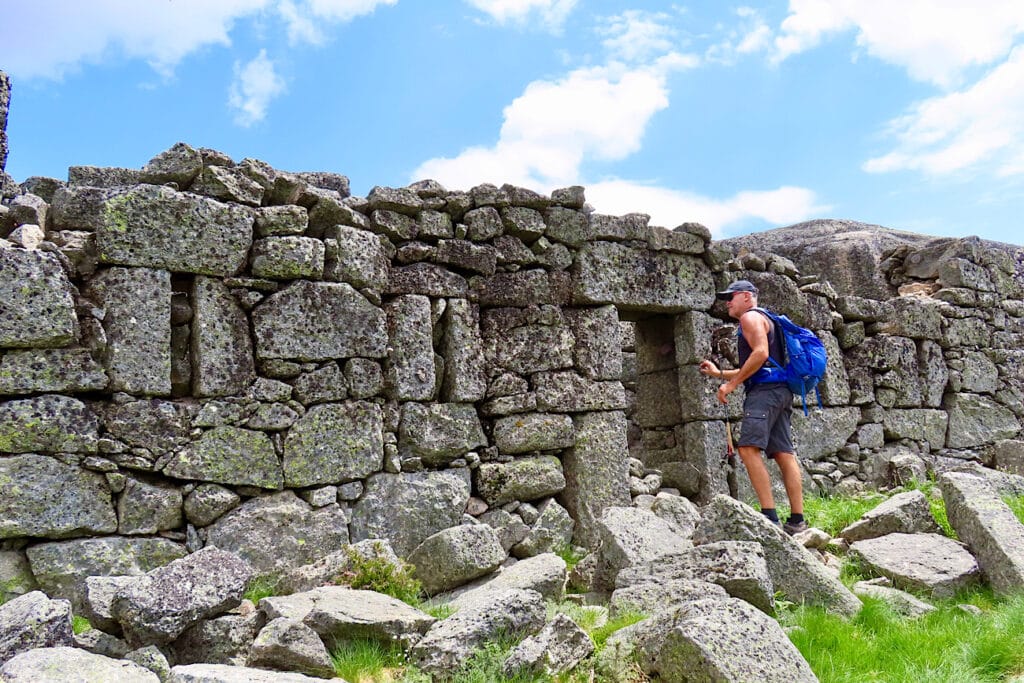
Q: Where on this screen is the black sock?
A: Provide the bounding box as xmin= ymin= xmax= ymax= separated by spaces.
xmin=761 ymin=508 xmax=779 ymax=523
xmin=788 ymin=513 xmax=804 ymax=524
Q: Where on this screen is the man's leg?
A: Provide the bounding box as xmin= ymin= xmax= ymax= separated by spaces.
xmin=773 ymin=451 xmax=804 ymax=515
xmin=738 ymin=445 xmax=775 ymax=510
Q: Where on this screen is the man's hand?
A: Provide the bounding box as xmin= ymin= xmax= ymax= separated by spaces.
xmin=716 ymin=380 xmax=737 ymax=404
xmin=699 ymin=359 xmax=719 ymax=376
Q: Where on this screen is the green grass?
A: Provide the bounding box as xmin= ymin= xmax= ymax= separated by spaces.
xmin=783 ymin=591 xmax=1024 ymax=683
xmin=242 ymin=574 xmax=281 ymax=605
xmin=553 ymin=544 xmax=588 ymax=573
xmin=72 ymin=615 xmax=92 ymax=634
xmin=334 ymin=547 xmax=423 ymax=607
xmin=1004 ymin=494 xmax=1024 ymax=525
xmin=902 ymin=478 xmax=955 ymax=537
xmin=329 ymin=638 xmax=410 ymax=683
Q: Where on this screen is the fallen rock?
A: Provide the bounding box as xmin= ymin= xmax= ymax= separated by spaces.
xmin=503 ymin=613 xmax=594 ymax=678
xmin=407 ymin=524 xmax=506 ymax=595
xmin=436 ymin=552 xmax=567 ymax=610
xmin=168 ymin=663 xmax=328 ymax=682
xmin=0 ymin=646 xmax=159 ymax=682
xmin=592 ymin=506 xmax=693 ymax=590
xmin=248 ymin=617 xmax=335 ymax=679
xmin=840 ymin=490 xmax=941 ymax=542
xmin=852 ymin=580 xmax=936 ymax=617
xmin=848 ymin=533 xmax=980 ymax=598
xmin=0 ymin=592 xmax=73 ymax=666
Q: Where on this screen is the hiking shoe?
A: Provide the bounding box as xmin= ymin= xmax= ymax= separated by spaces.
xmin=783 ymin=520 xmax=808 ymax=536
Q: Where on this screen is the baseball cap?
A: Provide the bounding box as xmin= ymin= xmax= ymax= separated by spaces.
xmin=716 ymin=280 xmax=758 ymax=300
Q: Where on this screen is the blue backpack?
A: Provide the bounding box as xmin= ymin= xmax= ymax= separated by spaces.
xmin=748 ymin=307 xmax=828 ymax=415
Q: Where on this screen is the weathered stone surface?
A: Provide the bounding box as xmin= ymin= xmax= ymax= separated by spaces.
xmin=617 ymin=541 xmax=774 ymax=615
xmin=561 ymin=411 xmax=631 ymax=548
xmin=89 ymin=266 xmax=171 ymax=396
xmin=651 ymin=493 xmax=702 ymax=539
xmin=792 ymin=407 xmax=860 ymax=461
xmin=678 ymin=420 xmax=731 ymax=503
xmin=385 ymin=295 xmax=435 ymax=401
xmin=0 ymin=646 xmax=159 ymax=682
xmin=411 ymin=588 xmax=546 ymax=674
xmin=475 ymin=456 xmax=567 ymax=506
xmin=205 ymin=491 xmax=350 ymax=575
xmin=634 ymin=598 xmax=818 ymax=683
xmin=513 ymin=499 xmax=575 ymax=558
xmin=398 ymin=402 xmax=485 ymax=466
xmin=481 ymin=308 xmax=575 ymax=376
xmin=992 ymin=439 xmax=1024 ymax=476
xmin=565 ymin=305 xmax=622 ymax=380
xmin=251 ymin=237 xmax=325 ymax=280
xmin=0 ymin=348 xmax=107 ymax=395
xmin=248 ymin=617 xmax=335 ymax=679
xmin=0 ymin=552 xmax=36 ymax=604
xmin=103 ymin=399 xmax=194 ymax=455
xmin=388 ymin=262 xmax=469 ymax=297
xmin=81 ymin=574 xmax=138 ymax=632
xmin=439 ymin=552 xmax=567 ymax=610
xmin=945 ymin=392 xmax=1020 ymax=448
xmin=610 ymin=577 xmax=728 ymax=618
xmin=168 ymin=663 xmax=326 ymax=682
xmin=695 ymin=495 xmax=861 ymax=616
xmin=493 ymin=413 xmax=574 ymax=455
xmin=192 ymin=276 xmax=255 ymax=397
xmin=475 ymin=269 xmax=570 ymax=306
xmin=253 ymin=281 xmax=387 ymax=361
xmin=408 ymin=524 xmax=506 ymax=595
xmin=111 ymin=547 xmax=253 ymax=646
xmin=97 ymin=185 xmax=253 ymax=275
xmin=350 ymin=470 xmax=471 ymax=558
xmin=592 ymin=506 xmax=693 ymax=590
xmin=191 ymin=165 xmax=264 ymax=206
xmin=168 ymin=611 xmax=261 ymax=666
xmin=164 ymin=426 xmax=281 ymax=489
xmin=852 ymin=580 xmax=936 ymax=617
xmin=881 ymin=409 xmax=948 ymax=449
xmin=0 ymin=592 xmax=74 ymax=666
xmin=255 ymin=205 xmax=308 ymax=237
xmin=940 ymin=471 xmax=1024 ymax=595
xmin=0 ymin=248 xmax=77 ymax=349
xmin=534 ymin=371 xmax=626 ymax=412
xmin=0 ymin=454 xmax=115 ymax=539
xmin=139 ymin=142 xmax=203 ymax=186
xmin=840 ymin=490 xmax=941 ymax=542
xmin=435 ymin=239 xmax=497 ymax=274
xmin=276 ymin=538 xmax=400 ymax=595
xmin=572 ymin=241 xmax=715 ymax=312
xmin=440 ymin=299 xmax=487 ymax=402
xmin=322 ymin=224 xmax=389 ymax=291
xmin=503 ymin=612 xmax=594 ymax=678
xmin=117 ymin=476 xmax=183 ymax=535
xmin=26 ymin=537 xmax=186 ymax=613
xmin=283 ymin=401 xmax=383 ymax=487
xmin=0 ymin=395 xmax=99 ymax=454
xmin=848 ymin=532 xmax=980 ymax=598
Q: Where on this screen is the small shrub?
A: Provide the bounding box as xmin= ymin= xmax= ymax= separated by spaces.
xmin=329 ymin=637 xmax=407 ymax=682
xmin=333 ymin=546 xmax=422 ymax=606
xmin=243 ymin=574 xmax=281 ymax=604
xmin=553 ymin=544 xmax=588 ymax=573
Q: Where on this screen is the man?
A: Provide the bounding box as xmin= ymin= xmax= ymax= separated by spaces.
xmin=699 ymin=280 xmax=807 ymax=534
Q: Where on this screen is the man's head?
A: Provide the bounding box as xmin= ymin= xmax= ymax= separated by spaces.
xmin=716 ymin=280 xmax=758 ymax=319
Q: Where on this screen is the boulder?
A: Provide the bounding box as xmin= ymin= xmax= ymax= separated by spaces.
xmin=110 ymin=547 xmax=253 ymax=646
xmin=0 ymin=646 xmax=159 ymax=682
xmin=322 ymin=224 xmax=390 ymax=291
xmin=205 ymin=491 xmax=351 ymax=575
xmin=261 ymin=586 xmax=434 ymax=646
xmin=384 ymin=295 xmax=436 ymax=400
xmin=695 ymin=495 xmax=861 ymax=616
xmin=0 ymin=592 xmax=73 ymax=666
xmin=350 ymin=470 xmax=471 ymax=558
xmin=0 ymin=454 xmax=116 ymax=539
xmin=276 ymin=538 xmax=401 ymax=595
xmin=117 ymin=476 xmax=183 ymax=535
xmin=839 ymin=490 xmax=941 ymax=542
xmin=610 ymin=578 xmax=729 ymax=618
xmin=247 ymin=617 xmax=335 ymax=679
xmin=440 ymin=298 xmax=487 ymax=402
xmin=852 ymin=580 xmax=936 ymax=618
xmin=940 ymin=471 xmax=1024 ymax=595
xmin=475 ymin=456 xmax=567 ymax=505
xmin=945 ymin=393 xmax=1020 ymax=448
xmin=407 ymin=524 xmax=506 ymax=595
xmin=0 ymin=247 xmax=77 ymax=348
xmin=97 ymin=185 xmax=253 ymax=275
xmin=437 ymin=553 xmax=567 ymax=611
xmin=848 ymin=533 xmax=980 ymax=598
xmin=565 ymin=305 xmax=622 ymax=380
xmin=192 ymin=276 xmax=255 ymax=396
xmin=139 ymin=142 xmax=203 ymax=186
xmin=0 ymin=552 xmax=36 ymax=603
xmin=492 ymin=413 xmax=575 ymax=455
xmin=503 ymin=613 xmax=595 ymax=678
xmin=410 ymin=588 xmax=546 ymax=675
xmin=512 ymin=499 xmax=575 ymax=558
xmin=168 ymin=663 xmax=327 ymax=682
xmin=592 ymin=506 xmax=693 ymax=590
xmin=168 ymin=611 xmax=261 ymax=666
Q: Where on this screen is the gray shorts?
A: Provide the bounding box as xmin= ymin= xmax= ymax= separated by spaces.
xmin=737 ymin=384 xmax=794 ymax=457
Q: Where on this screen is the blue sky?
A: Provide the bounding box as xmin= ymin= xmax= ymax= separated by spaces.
xmin=2 ymin=1 xmax=1023 ymax=245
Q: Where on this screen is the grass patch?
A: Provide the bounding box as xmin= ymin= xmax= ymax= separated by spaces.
xmin=1004 ymin=494 xmax=1024 ymax=526
xmin=329 ymin=638 xmax=409 ymax=683
xmin=72 ymin=615 xmax=92 ymax=634
xmin=783 ymin=591 xmax=1024 ymax=682
xmin=243 ymin=574 xmax=281 ymax=605
xmin=798 ymin=490 xmax=886 ymax=537
xmin=334 ymin=546 xmax=423 ymax=607
xmin=902 ymin=478 xmax=955 ymax=537
xmin=553 ymin=544 xmax=588 ymax=573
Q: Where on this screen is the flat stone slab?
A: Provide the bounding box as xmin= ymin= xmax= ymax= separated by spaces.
xmin=840 ymin=490 xmax=941 ymax=542
xmin=0 ymin=646 xmax=159 ymax=682
xmin=848 ymin=532 xmax=980 ymax=598
xmin=0 ymin=592 xmax=74 ymax=666
xmin=0 ymin=395 xmax=99 ymax=454
xmin=941 ymin=471 xmax=1024 ymax=595
xmin=0 ymin=248 xmax=77 ymax=348
xmin=168 ymin=663 xmax=326 ymax=682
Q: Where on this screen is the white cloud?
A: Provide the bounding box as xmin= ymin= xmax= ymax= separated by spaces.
xmin=464 ymin=0 xmax=578 ymax=31
xmin=705 ymin=7 xmax=772 ymax=65
xmin=864 ymin=45 xmax=1024 ymax=176
xmin=772 ymin=0 xmax=1024 ymax=87
xmin=597 ymin=10 xmax=676 ymax=63
xmin=0 ymin=0 xmax=396 ymax=81
xmin=413 ymin=59 xmax=687 ymax=190
xmin=585 ymin=180 xmax=829 ymax=235
xmin=228 ymin=50 xmax=287 ymax=126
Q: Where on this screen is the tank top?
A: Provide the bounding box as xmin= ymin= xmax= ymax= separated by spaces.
xmin=737 ymin=309 xmax=787 ymax=389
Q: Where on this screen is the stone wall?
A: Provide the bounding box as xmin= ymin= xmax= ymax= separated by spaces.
xmin=0 ymin=70 xmax=9 ymax=172
xmin=1 ymin=139 xmax=1023 ymax=596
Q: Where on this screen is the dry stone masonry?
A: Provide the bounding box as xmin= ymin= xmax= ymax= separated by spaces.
xmin=3 ymin=67 xmax=1024 ymax=680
